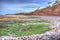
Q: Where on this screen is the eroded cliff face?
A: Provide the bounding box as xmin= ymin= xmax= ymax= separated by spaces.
xmin=33 ymin=4 xmax=60 ymax=16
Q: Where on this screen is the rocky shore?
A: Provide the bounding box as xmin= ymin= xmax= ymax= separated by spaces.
xmin=0 ymin=16 xmax=60 ymax=40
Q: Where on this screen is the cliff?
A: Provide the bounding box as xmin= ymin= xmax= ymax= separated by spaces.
xmin=33 ymin=4 xmax=60 ymax=16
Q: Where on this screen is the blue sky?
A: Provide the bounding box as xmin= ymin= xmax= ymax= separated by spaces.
xmin=0 ymin=0 xmax=56 ymax=15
